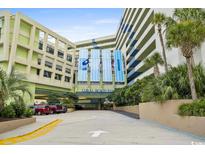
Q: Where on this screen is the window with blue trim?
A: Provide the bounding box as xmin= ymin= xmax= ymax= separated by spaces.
xmin=128 ymin=25 xmax=133 ymax=33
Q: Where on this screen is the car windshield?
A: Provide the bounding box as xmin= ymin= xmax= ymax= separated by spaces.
xmin=35 ymin=105 xmax=46 ymax=108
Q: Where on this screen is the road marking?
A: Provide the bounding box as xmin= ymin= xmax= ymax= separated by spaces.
xmin=89 ymin=130 xmax=108 ymax=138
xmin=0 ymin=119 xmax=63 ymax=145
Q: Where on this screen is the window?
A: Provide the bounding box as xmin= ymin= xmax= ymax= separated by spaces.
xmin=39 ymin=31 xmax=44 ymax=40
xmin=130 ymin=39 xmax=137 ymax=47
xmin=58 ymin=41 xmax=66 ymax=49
xmin=65 ymin=68 xmax=71 ymax=74
xmin=37 ymin=58 xmax=41 ymax=65
xmin=57 ymin=50 xmax=64 ymax=58
xmin=37 ymin=69 xmax=40 ymax=75
xmin=67 ymin=54 xmax=72 ymax=62
xmin=65 ymin=76 xmax=70 ymax=82
xmin=44 ymin=71 xmax=52 ymax=78
xmin=0 ymin=18 xmax=3 ymax=40
xmin=128 ymin=25 xmax=133 ymax=33
xmin=56 ymin=64 xmax=62 ymax=72
xmin=38 ymin=41 xmax=43 ymax=50
xmin=55 ymin=74 xmax=62 ymax=80
xmin=45 ymin=61 xmax=53 ymax=68
xmin=46 ymin=45 xmax=54 ymax=55
xmin=47 ymin=35 xmax=55 ymax=44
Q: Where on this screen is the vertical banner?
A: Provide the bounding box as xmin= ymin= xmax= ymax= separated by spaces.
xmin=113 ymin=50 xmax=124 ymax=82
xmin=78 ymin=49 xmax=88 ymax=81
xmin=90 ymin=49 xmax=100 ymax=82
xmin=102 ymin=50 xmax=112 ymax=82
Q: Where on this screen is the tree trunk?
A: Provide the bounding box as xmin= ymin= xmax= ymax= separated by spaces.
xmin=186 ymin=57 xmax=197 ymax=100
xmin=158 ymin=26 xmax=168 ymax=73
xmin=153 ymin=64 xmax=160 ymax=77
xmin=0 ymin=98 xmax=4 ymax=111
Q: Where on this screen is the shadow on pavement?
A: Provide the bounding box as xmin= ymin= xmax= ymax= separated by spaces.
xmin=112 ymin=110 xmax=140 ymax=119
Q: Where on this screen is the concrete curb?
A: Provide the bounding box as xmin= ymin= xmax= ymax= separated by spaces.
xmin=0 ymin=119 xmax=63 ymax=145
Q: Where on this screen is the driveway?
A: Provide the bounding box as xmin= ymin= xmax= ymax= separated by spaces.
xmin=1 ymin=110 xmax=205 ymax=144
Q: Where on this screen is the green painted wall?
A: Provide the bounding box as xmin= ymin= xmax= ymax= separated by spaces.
xmin=14 ymin=63 xmax=27 ymax=73
xmin=16 ymin=46 xmax=28 ymax=59
xmin=0 ymin=45 xmax=3 ymax=57
xmin=36 ymin=84 xmax=70 ymax=93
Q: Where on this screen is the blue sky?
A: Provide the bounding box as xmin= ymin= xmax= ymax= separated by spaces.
xmin=1 ymin=8 xmax=123 ymax=42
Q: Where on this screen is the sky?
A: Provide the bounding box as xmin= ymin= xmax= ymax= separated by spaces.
xmin=1 ymin=8 xmax=123 ymax=42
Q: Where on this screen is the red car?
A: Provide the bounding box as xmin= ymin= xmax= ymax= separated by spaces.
xmin=34 ymin=105 xmax=50 ymax=115
xmin=49 ymin=104 xmax=67 ymax=113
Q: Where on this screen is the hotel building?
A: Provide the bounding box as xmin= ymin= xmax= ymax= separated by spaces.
xmin=116 ymin=8 xmax=205 ymax=85
xmin=0 ymin=11 xmax=76 ymax=102
xmin=1 ymin=9 xmax=205 ymax=107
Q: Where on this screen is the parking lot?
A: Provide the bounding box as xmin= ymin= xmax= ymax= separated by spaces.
xmin=1 ymin=110 xmax=205 ymax=144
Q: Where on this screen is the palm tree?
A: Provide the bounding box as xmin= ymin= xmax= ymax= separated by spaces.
xmin=166 ymin=20 xmax=205 ymax=100
xmin=174 ymin=8 xmax=205 ymax=23
xmin=144 ymin=52 xmax=164 ymax=77
xmin=152 ymin=13 xmax=168 ymax=72
xmin=172 ymin=8 xmax=205 ymax=67
xmin=0 ymin=67 xmax=32 ymax=111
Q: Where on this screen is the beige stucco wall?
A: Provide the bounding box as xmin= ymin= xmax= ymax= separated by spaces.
xmin=114 ymin=105 xmax=139 ymax=116
xmin=0 ymin=117 xmax=36 ymax=134
xmin=139 ymin=100 xmax=205 ymax=136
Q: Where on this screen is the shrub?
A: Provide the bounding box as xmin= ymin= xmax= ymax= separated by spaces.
xmin=1 ymin=105 xmax=16 ymax=118
xmin=11 ymin=102 xmax=26 ymax=118
xmin=24 ymin=108 xmax=34 ymax=118
xmin=178 ymin=99 xmax=205 ymax=116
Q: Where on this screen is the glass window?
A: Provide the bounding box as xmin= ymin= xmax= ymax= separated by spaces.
xmin=57 ymin=50 xmax=64 ymax=58
xmin=46 ymin=44 xmax=54 ymax=55
xmin=58 ymin=41 xmax=66 ymax=49
xmin=47 ymin=35 xmax=55 ymax=44
xmin=113 ymin=50 xmax=124 ymax=83
xmin=65 ymin=68 xmax=71 ymax=74
xmin=90 ymin=49 xmax=100 ymax=82
xmin=38 ymin=41 xmax=43 ymax=50
xmin=43 ymin=71 xmax=52 ymax=78
xmin=55 ymin=74 xmax=62 ymax=80
xmin=56 ymin=64 xmax=62 ymax=71
xmin=77 ymin=49 xmax=88 ymax=81
xmin=37 ymin=69 xmax=40 ymax=75
xmin=67 ymin=54 xmax=72 ymax=62
xmin=102 ymin=50 xmax=112 ymax=82
xmin=65 ymin=76 xmax=70 ymax=82
xmin=45 ymin=61 xmax=53 ymax=68
xmin=0 ymin=18 xmax=3 ymax=40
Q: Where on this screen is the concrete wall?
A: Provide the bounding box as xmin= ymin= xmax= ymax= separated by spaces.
xmin=0 ymin=117 xmax=36 ymax=134
xmin=139 ymin=100 xmax=205 ymax=136
xmin=114 ymin=105 xmax=139 ymax=117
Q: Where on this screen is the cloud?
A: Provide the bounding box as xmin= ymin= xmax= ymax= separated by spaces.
xmin=94 ymin=19 xmax=119 ymax=24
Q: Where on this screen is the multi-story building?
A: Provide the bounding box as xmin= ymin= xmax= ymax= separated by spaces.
xmin=0 ymin=11 xmax=76 ymax=103
xmin=1 ymin=9 xmax=205 ymax=107
xmin=75 ymin=35 xmax=125 ymax=109
xmin=116 ymin=8 xmax=205 ymax=85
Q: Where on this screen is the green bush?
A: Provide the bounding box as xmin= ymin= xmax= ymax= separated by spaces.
xmin=11 ymin=102 xmax=26 ymax=118
xmin=24 ymin=108 xmax=34 ymax=118
xmin=1 ymin=105 xmax=16 ymax=118
xmin=178 ymin=99 xmax=205 ymax=116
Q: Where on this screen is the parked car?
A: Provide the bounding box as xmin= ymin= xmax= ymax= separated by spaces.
xmin=34 ymin=104 xmax=50 ymax=115
xmin=48 ymin=104 xmax=67 ymax=113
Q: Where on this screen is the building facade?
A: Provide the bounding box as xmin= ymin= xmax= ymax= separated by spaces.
xmin=0 ymin=11 xmax=76 ymax=102
xmin=75 ymin=35 xmax=125 ymax=108
xmin=1 ymin=9 xmax=205 ymax=107
xmin=116 ymin=8 xmax=205 ymax=85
